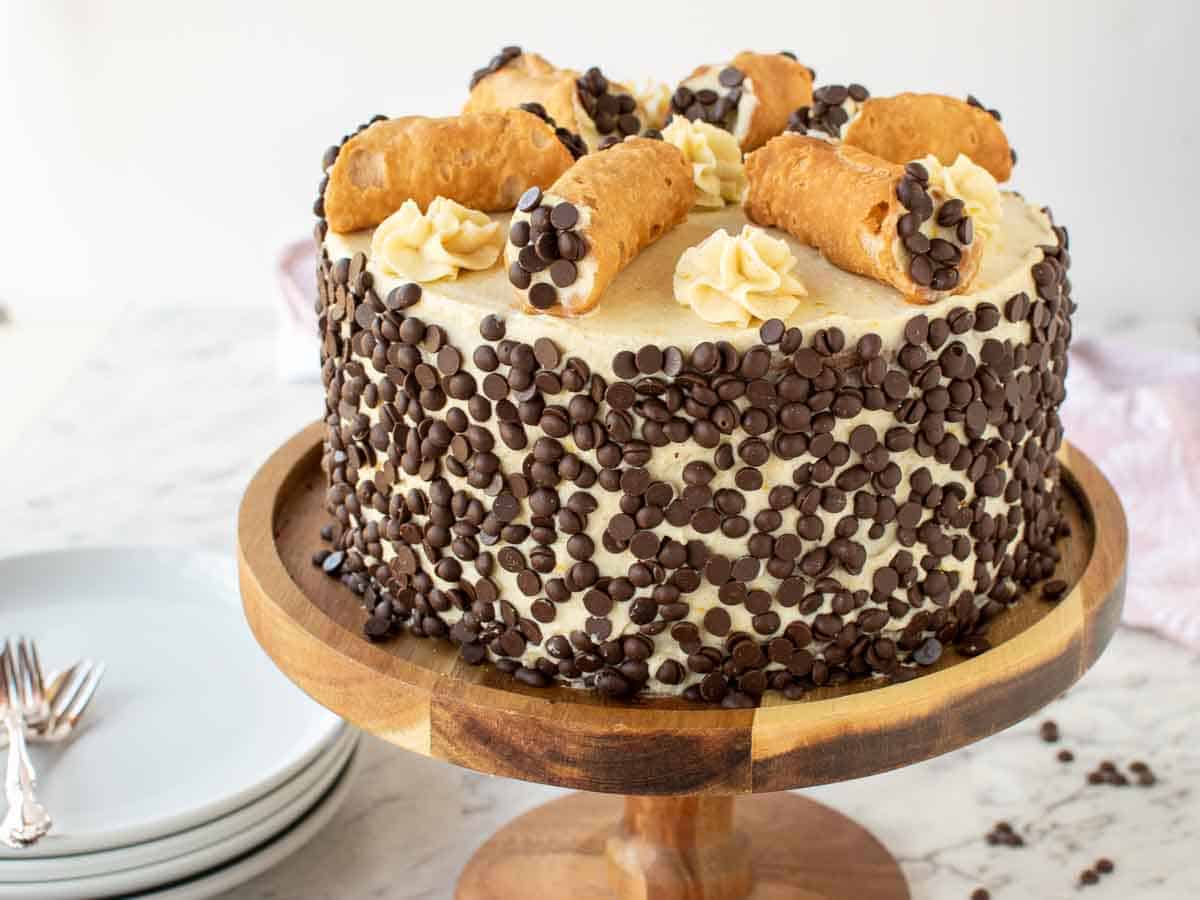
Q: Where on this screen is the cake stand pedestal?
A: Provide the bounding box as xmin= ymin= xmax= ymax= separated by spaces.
xmin=238 ymin=424 xmax=1127 ymax=900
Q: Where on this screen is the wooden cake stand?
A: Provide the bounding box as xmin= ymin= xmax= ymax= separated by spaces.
xmin=238 ymin=423 xmax=1127 ymax=899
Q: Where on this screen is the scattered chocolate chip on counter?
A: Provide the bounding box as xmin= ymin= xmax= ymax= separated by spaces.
xmin=985 ymin=821 xmax=1025 ymax=848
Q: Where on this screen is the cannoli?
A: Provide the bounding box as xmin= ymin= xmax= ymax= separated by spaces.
xmin=841 ymin=92 xmax=1013 ymax=182
xmin=464 ymin=48 xmax=645 ymax=152
xmin=504 ymin=137 xmax=694 ymax=316
xmin=670 ymin=51 xmax=814 ymax=152
xmin=785 ymin=83 xmax=872 ymax=140
xmin=322 ymin=110 xmax=577 ymax=233
xmin=744 ymin=134 xmax=995 ymax=303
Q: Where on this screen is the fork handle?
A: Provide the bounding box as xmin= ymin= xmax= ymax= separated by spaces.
xmin=1 ymin=710 xmax=51 ymax=848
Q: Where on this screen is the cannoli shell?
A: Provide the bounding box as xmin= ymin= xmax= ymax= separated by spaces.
xmin=525 ymin=137 xmax=694 ymax=316
xmin=323 ymin=109 xmax=575 ymax=233
xmin=743 ymin=134 xmax=984 ymax=303
xmin=462 ymin=52 xmax=584 ymax=135
xmin=730 ymin=51 xmax=814 ymax=151
xmin=682 ymin=52 xmax=813 ymax=151
xmin=843 ymin=92 xmax=1013 ymax=182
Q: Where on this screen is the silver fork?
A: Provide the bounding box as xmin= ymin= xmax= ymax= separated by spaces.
xmin=0 ymin=641 xmax=105 ymax=746
xmin=0 ymin=640 xmax=51 ymax=848
xmin=28 ymin=657 xmax=106 ymax=743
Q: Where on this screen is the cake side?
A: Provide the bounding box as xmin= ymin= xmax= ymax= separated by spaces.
xmin=312 ymin=195 xmax=1073 ymax=705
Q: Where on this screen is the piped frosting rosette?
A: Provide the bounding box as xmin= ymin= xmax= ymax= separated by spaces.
xmin=674 ymin=225 xmax=807 ymax=327
xmin=464 ymin=48 xmax=647 ymax=152
xmin=504 ymin=137 xmax=695 ymax=316
xmin=322 ymin=110 xmax=577 ymax=233
xmin=370 ymin=197 xmax=504 ymax=282
xmin=661 ymin=117 xmax=746 ymax=208
xmin=669 ymin=51 xmax=814 ymax=151
xmin=744 ymin=134 xmax=1000 ymax=303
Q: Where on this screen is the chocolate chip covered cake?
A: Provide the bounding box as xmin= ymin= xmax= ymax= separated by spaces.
xmin=311 ymin=47 xmax=1072 ymax=707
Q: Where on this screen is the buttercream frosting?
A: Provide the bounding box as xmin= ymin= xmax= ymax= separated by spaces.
xmin=919 ymin=153 xmax=1003 ymax=242
xmin=662 ymin=118 xmax=747 ymax=208
xmin=370 ymin=196 xmax=503 ymax=282
xmin=673 ymin=225 xmax=806 ymax=327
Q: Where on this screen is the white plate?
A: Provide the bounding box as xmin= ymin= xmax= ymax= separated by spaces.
xmin=0 ymin=728 xmax=356 ymax=883
xmin=0 ymin=738 xmax=360 ymax=899
xmin=0 ymin=547 xmax=343 ymax=858
xmin=133 ymin=745 xmax=360 ymax=900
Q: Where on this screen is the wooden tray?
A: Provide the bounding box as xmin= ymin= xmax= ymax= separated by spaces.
xmin=239 ymin=423 xmax=1127 ymax=899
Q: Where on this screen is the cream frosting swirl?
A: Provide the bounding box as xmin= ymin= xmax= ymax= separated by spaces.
xmin=370 ymin=196 xmax=503 ymax=282
xmin=632 ymin=78 xmax=672 ymax=130
xmin=919 ymin=153 xmax=1003 ymax=242
xmin=662 ymin=117 xmax=746 ymax=209
xmin=673 ymin=225 xmax=807 ymax=327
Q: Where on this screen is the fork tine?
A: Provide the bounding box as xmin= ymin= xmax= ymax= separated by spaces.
xmin=16 ymin=638 xmax=38 ymax=706
xmin=44 ymin=663 xmax=82 ymax=715
xmin=0 ymin=641 xmax=10 ymax=707
xmin=65 ymin=662 xmax=105 ymax=724
xmin=1 ymin=641 xmax=18 ymax=708
xmin=49 ymin=664 xmax=89 ymax=721
xmin=24 ymin=638 xmax=45 ymax=700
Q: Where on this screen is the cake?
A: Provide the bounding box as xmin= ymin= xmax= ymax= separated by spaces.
xmin=310 ymin=47 xmax=1072 ymax=707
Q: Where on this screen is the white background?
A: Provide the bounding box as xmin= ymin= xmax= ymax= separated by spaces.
xmin=1 ymin=0 xmax=1195 ymax=330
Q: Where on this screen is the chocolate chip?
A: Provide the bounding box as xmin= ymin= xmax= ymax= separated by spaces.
xmin=549 ymin=202 xmax=579 ymax=230
xmin=793 ymin=348 xmax=823 ymax=378
xmin=929 ymin=238 xmax=961 ymax=264
xmin=509 ymin=220 xmax=531 ymax=247
xmin=528 ymin=283 xmax=557 ymax=310
xmin=541 ymin=258 xmax=574 ymax=288
xmin=913 ymin=637 xmax=942 ymax=665
xmin=703 ymin=607 xmax=731 ymax=636
xmin=904 ymin=161 xmax=929 ymax=184
xmin=904 ymin=232 xmax=931 ymax=255
xmin=533 ymin=337 xmax=560 ymax=370
xmin=932 ymin=266 xmax=960 ymax=291
xmin=936 ymin=199 xmax=966 ymax=227
xmin=909 ymin=254 xmax=934 ymax=287
xmin=480 ymin=314 xmax=505 ymax=341
xmin=386 ymin=282 xmax=423 ymax=310
xmin=718 ymin=66 xmax=744 ymax=87
xmin=508 ymin=262 xmax=531 ymax=289
xmin=436 ymin=346 xmax=461 ymax=375
xmin=636 ymin=345 xmax=663 ymax=374
xmin=517 ymin=187 xmax=542 ymax=212
xmin=557 ymin=231 xmax=583 ymax=260
xmin=759 ymin=318 xmax=785 ymax=345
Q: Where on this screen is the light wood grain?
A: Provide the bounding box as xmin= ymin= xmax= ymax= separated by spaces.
xmin=238 ymin=423 xmax=1127 ymax=795
xmin=455 ymin=792 xmax=908 ymax=900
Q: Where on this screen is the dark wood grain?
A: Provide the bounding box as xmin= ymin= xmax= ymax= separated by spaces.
xmin=239 ymin=423 xmax=1127 ymax=795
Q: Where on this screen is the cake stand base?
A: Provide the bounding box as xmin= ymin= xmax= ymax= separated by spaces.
xmin=456 ymin=793 xmax=907 ymax=900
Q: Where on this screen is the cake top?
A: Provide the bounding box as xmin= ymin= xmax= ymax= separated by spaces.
xmin=317 ymin=46 xmax=1045 ymax=330
xmin=325 ymin=196 xmax=1053 ymax=370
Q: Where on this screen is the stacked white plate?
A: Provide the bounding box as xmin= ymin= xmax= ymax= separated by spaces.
xmin=0 ymin=547 xmax=357 ymax=899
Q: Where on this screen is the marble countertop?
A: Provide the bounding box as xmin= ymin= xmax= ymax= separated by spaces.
xmin=1 ymin=307 xmax=1197 ymax=899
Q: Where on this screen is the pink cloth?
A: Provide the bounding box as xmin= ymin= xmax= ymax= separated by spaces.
xmin=1063 ymin=340 xmax=1200 ymax=651
xmin=275 ymin=241 xmax=1199 ymax=651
